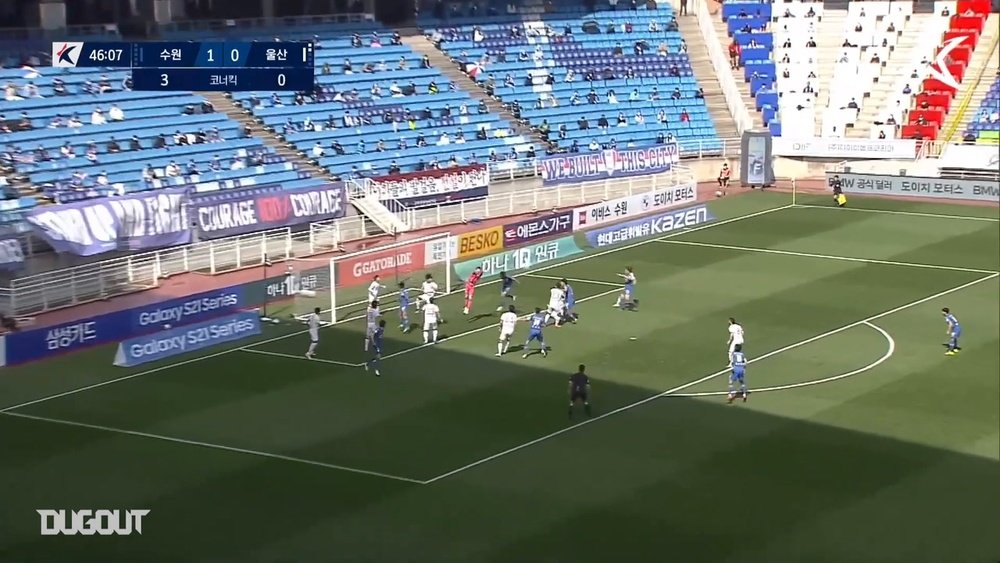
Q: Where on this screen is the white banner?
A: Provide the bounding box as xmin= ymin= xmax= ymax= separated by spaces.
xmin=773 ymin=137 xmax=917 ymax=159
xmin=572 ymin=182 xmax=697 ymax=230
xmin=424 ymin=236 xmax=457 ymax=266
xmin=939 ymin=144 xmax=1000 ymax=171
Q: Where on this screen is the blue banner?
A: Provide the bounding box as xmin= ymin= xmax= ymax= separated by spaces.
xmin=585 ymin=205 xmax=716 ymax=248
xmin=2 ymin=284 xmax=252 ymax=365
xmin=25 ymin=187 xmax=191 ymax=256
xmin=191 ymin=183 xmax=346 ymax=239
xmin=113 ymin=312 xmax=261 ymax=367
xmin=540 ymin=143 xmax=680 ymax=186
xmin=0 ymin=237 xmax=25 ymax=271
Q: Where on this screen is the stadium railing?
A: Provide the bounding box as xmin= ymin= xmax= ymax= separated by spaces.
xmin=0 ymin=166 xmax=695 ymax=317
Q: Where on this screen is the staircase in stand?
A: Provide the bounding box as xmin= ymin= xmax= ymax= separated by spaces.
xmin=678 ymin=16 xmax=741 ymax=140
xmin=943 ymin=14 xmax=1000 ymax=141
xmin=203 ymin=92 xmax=338 ymax=184
xmin=399 ymin=33 xmax=548 ymax=146
xmin=347 ymin=179 xmax=410 ymax=235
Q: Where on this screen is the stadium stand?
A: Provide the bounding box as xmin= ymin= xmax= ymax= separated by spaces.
xmin=962 ymin=73 xmax=1000 ymax=143
xmin=161 ymin=20 xmax=539 ymax=178
xmin=419 ymin=0 xmax=723 ymax=155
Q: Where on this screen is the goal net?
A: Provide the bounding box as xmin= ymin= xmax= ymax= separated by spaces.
xmin=265 ymin=257 xmax=331 ymax=323
xmin=322 ymin=232 xmax=454 ymax=324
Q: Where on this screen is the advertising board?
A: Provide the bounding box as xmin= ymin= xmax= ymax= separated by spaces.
xmin=503 ymin=212 xmax=573 ymax=246
xmin=113 ymin=312 xmax=261 ymax=367
xmin=191 ymin=183 xmax=346 ymax=239
xmin=829 ymin=172 xmax=1000 ymax=202
xmin=539 ymin=144 xmax=680 ymax=186
xmin=585 ymin=205 xmax=716 ymax=248
xmin=334 ymin=244 xmax=426 ymax=287
xmin=457 ymin=226 xmax=504 ymax=259
xmin=454 ymin=236 xmax=583 ymax=281
xmin=572 ymin=183 xmax=697 ymax=230
xmin=772 ymin=137 xmax=917 ymax=159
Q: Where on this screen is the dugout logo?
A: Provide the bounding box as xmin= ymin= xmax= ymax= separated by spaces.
xmin=52 ymin=42 xmax=83 ymax=67
xmin=38 ymin=509 xmax=149 ymax=536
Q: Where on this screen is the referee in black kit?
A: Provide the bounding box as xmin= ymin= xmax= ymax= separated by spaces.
xmin=569 ymin=365 xmax=592 ymax=419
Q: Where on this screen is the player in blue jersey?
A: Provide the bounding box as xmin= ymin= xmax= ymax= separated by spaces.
xmin=397 ymin=282 xmax=411 ymax=332
xmin=496 ymin=271 xmax=517 ymax=311
xmin=561 ymin=278 xmax=578 ymax=323
xmin=365 ymin=319 xmax=385 ymax=376
xmin=942 ymin=307 xmax=962 ymax=355
xmin=614 ymin=266 xmax=637 ymax=310
xmin=522 ymin=307 xmax=549 ymax=358
xmin=728 ymin=344 xmax=748 ymax=403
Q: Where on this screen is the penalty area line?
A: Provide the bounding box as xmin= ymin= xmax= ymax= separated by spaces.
xmin=421 ymin=273 xmax=996 ymax=485
xmin=522 ymin=274 xmax=623 ymax=288
xmin=240 ymin=348 xmax=363 ymax=367
xmin=669 ymin=321 xmax=896 ymax=397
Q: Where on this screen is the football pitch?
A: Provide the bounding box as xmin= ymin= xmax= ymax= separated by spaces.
xmin=1 ymin=191 xmax=998 ymax=562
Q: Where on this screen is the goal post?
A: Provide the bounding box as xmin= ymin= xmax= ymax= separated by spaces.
xmin=327 ymin=232 xmax=454 ymax=324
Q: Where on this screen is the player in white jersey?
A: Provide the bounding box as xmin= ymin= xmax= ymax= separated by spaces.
xmin=419 ymin=273 xmax=439 ymax=310
xmin=367 ymin=275 xmax=385 ymax=303
xmin=364 ymin=300 xmax=380 ymax=351
xmin=422 ymin=297 xmax=441 ymax=344
xmin=545 ymin=283 xmax=566 ymax=327
xmin=727 ymin=317 xmax=745 ymax=364
xmin=305 ymin=307 xmax=322 ymax=359
xmin=497 ymin=305 xmax=519 ymax=356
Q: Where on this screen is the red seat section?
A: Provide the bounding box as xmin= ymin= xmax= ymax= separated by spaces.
xmin=904 ymin=3 xmax=989 ymax=140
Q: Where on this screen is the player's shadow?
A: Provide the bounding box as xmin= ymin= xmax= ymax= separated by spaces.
xmin=469 ymin=313 xmax=494 ymax=323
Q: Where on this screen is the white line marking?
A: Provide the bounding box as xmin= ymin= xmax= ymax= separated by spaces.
xmin=670 ymin=321 xmax=896 ymax=397
xmin=377 ymin=287 xmax=621 ymax=362
xmin=0 ymin=410 xmax=427 ymax=484
xmin=522 ymin=274 xmax=622 ymax=287
xmin=656 ymin=239 xmax=999 ymax=275
xmin=241 ymin=348 xmax=363 ymax=367
xmin=422 ymin=273 xmax=997 ymax=484
xmin=793 ymin=204 xmax=1000 ymax=223
xmin=0 ymin=204 xmax=793 ymax=413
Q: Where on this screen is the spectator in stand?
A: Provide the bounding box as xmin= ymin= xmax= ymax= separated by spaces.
xmin=67 ymin=114 xmax=82 ymax=127
xmin=91 ymin=107 xmax=106 ymax=125
xmin=107 ymin=137 xmax=120 ymax=153
xmin=129 ymin=135 xmax=142 ymax=150
xmin=109 ymin=104 xmax=124 ymax=121
xmin=165 ymin=161 xmax=180 ymax=177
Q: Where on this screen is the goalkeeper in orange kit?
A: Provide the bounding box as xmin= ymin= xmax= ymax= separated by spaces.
xmin=463 ymin=266 xmax=484 ymax=315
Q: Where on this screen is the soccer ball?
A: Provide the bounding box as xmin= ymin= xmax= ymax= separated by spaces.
xmin=715 ymin=190 xmax=724 ymax=198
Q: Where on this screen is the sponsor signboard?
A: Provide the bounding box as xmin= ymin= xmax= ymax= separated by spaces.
xmin=585 ymin=205 xmax=716 ymax=248
xmin=828 ymin=172 xmax=1000 ymax=202
xmin=454 ymin=236 xmax=583 ymax=281
xmin=191 ymin=183 xmax=346 ymax=239
xmin=457 ymin=226 xmax=504 ymax=259
xmin=572 ymin=183 xmax=697 ymax=230
xmin=772 ymin=137 xmax=918 ymax=160
xmin=424 ymin=236 xmax=457 ymax=266
xmin=0 ymin=237 xmax=25 ymax=271
xmin=335 ymin=244 xmax=425 ymax=286
xmin=368 ymin=165 xmax=490 ymax=207
xmin=503 ymin=212 xmax=573 ymax=246
xmin=25 ymin=187 xmax=190 ymax=256
xmin=540 ymin=143 xmax=680 ymax=186
xmin=0 ymin=280 xmax=278 ymax=366
xmin=113 ymin=312 xmax=261 ymax=367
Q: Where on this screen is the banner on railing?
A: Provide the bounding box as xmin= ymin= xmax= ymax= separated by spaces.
xmin=0 ymin=238 xmax=25 ymax=271
xmin=572 ymin=182 xmax=697 ymax=230
xmin=503 ymin=212 xmax=573 ymax=246
xmin=113 ymin=312 xmax=261 ymax=367
xmin=368 ymin=165 xmax=490 ymax=207
xmin=25 ymin=187 xmax=190 ymax=256
xmin=454 ymin=236 xmax=583 ymax=281
xmin=772 ymin=137 xmax=917 ymax=159
xmin=938 ymin=144 xmax=1000 ymax=171
xmin=585 ymin=205 xmax=717 ymax=248
xmin=827 ymin=172 xmax=1000 ymax=202
xmin=0 ymin=282 xmax=262 ymax=365
xmin=192 ymin=183 xmax=346 ymax=239
xmin=539 ymin=143 xmax=680 ymax=186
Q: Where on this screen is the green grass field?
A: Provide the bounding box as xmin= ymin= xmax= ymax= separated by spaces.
xmin=1 ymin=191 xmax=998 ymax=563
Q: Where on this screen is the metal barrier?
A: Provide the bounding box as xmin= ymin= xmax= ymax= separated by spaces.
xmin=0 ymin=167 xmax=695 ymax=316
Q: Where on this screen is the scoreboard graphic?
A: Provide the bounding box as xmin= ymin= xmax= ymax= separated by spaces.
xmin=51 ymin=41 xmax=314 ymax=92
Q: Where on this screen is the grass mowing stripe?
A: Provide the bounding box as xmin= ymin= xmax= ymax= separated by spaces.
xmin=376 ymin=287 xmax=621 ymax=362
xmin=522 ymin=274 xmax=623 ymax=287
xmin=241 ymin=348 xmax=363 ymax=367
xmin=671 ymin=321 xmax=896 ymax=397
xmin=422 ymin=272 xmax=998 ymax=484
xmin=0 ymin=410 xmax=428 ymax=484
xmin=793 ymin=204 xmax=1000 ymax=223
xmin=656 ymin=239 xmax=1000 ymax=275
xmin=0 ymin=204 xmax=793 ymax=414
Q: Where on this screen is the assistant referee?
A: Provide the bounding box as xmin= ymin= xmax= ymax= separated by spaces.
xmin=569 ymin=364 xmax=592 ymax=419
